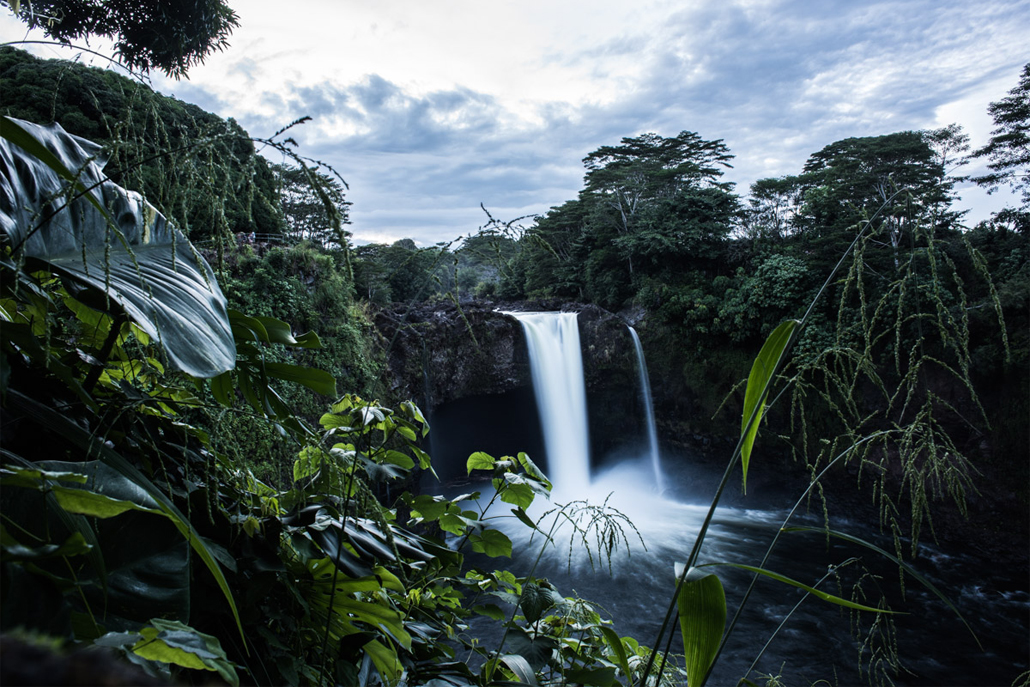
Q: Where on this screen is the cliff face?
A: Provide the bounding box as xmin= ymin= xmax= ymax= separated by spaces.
xmin=376 ymin=300 xmax=639 ymax=409
xmin=374 ymin=300 xmax=648 ymax=465
xmin=375 ymin=301 xmax=527 ymax=410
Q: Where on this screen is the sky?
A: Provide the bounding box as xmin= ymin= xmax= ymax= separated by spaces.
xmin=2 ymin=0 xmax=1028 ymax=246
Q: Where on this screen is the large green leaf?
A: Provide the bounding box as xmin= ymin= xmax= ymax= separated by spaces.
xmin=599 ymin=626 xmax=633 ymax=682
xmin=0 ymin=117 xmax=234 ymax=378
xmin=262 ymin=361 xmax=337 ymax=396
xmin=675 ymin=565 xmax=726 ymax=687
xmin=304 ymin=556 xmax=412 ymax=651
xmin=227 ymin=309 xmax=322 ymax=348
xmin=497 ymin=473 xmax=537 ymax=509
xmin=52 ymin=486 xmax=163 ymax=518
xmin=363 ymin=638 xmax=403 ymax=687
xmin=41 ymin=461 xmax=192 ymax=627
xmin=0 ymin=528 xmax=92 ymax=563
xmin=519 ymin=582 xmax=561 ymax=623
xmin=6 ymin=391 xmax=244 ymax=643
xmin=499 ymin=652 xmax=540 ymax=684
xmin=740 ymin=319 xmax=797 ymax=491
xmin=131 ymin=619 xmax=239 ymax=686
xmin=467 ymin=451 xmax=496 ymax=473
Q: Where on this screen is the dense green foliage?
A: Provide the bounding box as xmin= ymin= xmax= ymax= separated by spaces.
xmin=210 ymin=242 xmax=381 ymax=484
xmin=0 ymin=47 xmax=282 ymax=242
xmin=2 ymin=110 xmax=678 ymax=687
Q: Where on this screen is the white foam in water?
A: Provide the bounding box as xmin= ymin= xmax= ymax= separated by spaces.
xmin=501 ymin=310 xmax=777 ymax=570
xmin=496 ymin=459 xmax=786 ymax=573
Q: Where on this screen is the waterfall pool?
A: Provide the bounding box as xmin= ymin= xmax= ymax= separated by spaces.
xmin=427 ymin=310 xmax=1027 ymax=686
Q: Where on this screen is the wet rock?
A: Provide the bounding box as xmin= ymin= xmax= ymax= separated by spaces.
xmin=375 ymin=300 xmax=638 ymax=413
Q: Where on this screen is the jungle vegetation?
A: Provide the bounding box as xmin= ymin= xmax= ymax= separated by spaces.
xmin=0 ymin=15 xmax=1027 ymax=687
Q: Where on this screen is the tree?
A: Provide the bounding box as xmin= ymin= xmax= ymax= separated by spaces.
xmin=742 ymin=176 xmax=806 ymax=244
xmin=274 ymin=163 xmax=352 ymax=249
xmin=520 ymin=199 xmax=590 ymax=300
xmin=353 ymin=239 xmax=445 ymax=304
xmin=971 ymin=62 xmax=1030 ymax=210
xmin=615 ymin=185 xmax=740 ymax=274
xmin=577 ymin=130 xmax=736 ymax=299
xmin=4 ymin=0 xmax=239 ymax=78
xmin=582 ymin=131 xmax=734 ymax=241
xmin=791 ymin=131 xmax=959 ymax=273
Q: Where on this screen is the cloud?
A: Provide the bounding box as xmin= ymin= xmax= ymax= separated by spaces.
xmin=9 ymin=1 xmax=1023 ymax=242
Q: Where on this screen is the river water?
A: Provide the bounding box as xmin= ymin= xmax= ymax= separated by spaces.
xmin=457 ymin=453 xmax=1028 ymax=686
xmin=431 ymin=311 xmax=1028 ymax=686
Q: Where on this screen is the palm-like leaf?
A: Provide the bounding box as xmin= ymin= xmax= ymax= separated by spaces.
xmin=0 ymin=117 xmax=233 ymax=378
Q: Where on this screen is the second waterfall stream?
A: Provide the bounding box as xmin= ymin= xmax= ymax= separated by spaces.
xmin=507 ymin=310 xmax=663 ymax=493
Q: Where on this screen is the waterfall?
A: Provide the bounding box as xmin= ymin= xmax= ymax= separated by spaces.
xmin=510 ymin=312 xmax=592 ymax=489
xmin=629 ymin=326 xmax=664 ymax=493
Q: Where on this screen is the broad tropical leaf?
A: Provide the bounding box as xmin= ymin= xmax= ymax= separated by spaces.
xmin=675 ymin=565 xmax=726 ymax=687
xmin=6 ymin=391 xmax=244 ymax=642
xmin=130 ymin=619 xmax=239 ymax=686
xmin=499 ymin=652 xmax=540 ymax=684
xmin=467 ymin=451 xmax=496 ymax=473
xmin=519 ymin=582 xmax=561 ymax=623
xmin=0 ymin=117 xmax=234 ymax=378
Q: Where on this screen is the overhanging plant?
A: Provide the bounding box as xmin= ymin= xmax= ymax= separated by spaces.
xmin=640 ymin=187 xmax=995 ymax=687
xmin=0 ymin=115 xmax=249 ymax=676
xmin=1 ymin=116 xmax=235 ymax=378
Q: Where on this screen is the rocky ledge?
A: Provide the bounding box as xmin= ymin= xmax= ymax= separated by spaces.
xmin=374 ymin=300 xmax=639 ymax=413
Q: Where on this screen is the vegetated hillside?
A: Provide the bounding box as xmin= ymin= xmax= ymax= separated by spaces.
xmin=0 ymin=46 xmax=280 ymax=242
xmin=0 ymin=47 xmax=384 ymax=482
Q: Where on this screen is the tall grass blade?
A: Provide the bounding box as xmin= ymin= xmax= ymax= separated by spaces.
xmin=698 ymin=562 xmax=902 ymax=613
xmin=740 ymin=319 xmax=797 ymax=492
xmin=782 ymin=526 xmax=982 ymax=648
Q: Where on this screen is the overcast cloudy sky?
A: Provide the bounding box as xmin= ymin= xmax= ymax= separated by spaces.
xmin=3 ymin=0 xmax=1028 ymax=245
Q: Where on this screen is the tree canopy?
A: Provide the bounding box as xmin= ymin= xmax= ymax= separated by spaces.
xmin=4 ymin=0 xmax=239 ymax=78
xmin=971 ymin=62 xmax=1030 ymax=210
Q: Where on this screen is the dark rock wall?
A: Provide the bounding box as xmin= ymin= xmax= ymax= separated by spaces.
xmin=375 ymin=302 xmax=529 ymax=410
xmin=376 ymin=301 xmax=641 ymax=410
xmin=375 ymin=301 xmax=649 ymax=473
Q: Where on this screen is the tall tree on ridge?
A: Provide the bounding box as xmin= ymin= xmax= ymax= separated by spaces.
xmin=971 ymin=62 xmax=1030 ymax=214
xmin=580 ymin=131 xmax=734 ymax=278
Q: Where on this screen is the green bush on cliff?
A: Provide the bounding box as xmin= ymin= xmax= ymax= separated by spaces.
xmin=205 ymin=242 xmax=383 ymax=483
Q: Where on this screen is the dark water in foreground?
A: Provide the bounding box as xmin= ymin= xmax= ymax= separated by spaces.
xmin=439 ymin=453 xmax=1029 ymax=687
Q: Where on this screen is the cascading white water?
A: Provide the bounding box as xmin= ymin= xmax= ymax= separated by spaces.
xmin=629 ymin=326 xmax=664 ymax=493
xmin=510 ymin=312 xmax=592 ymax=489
